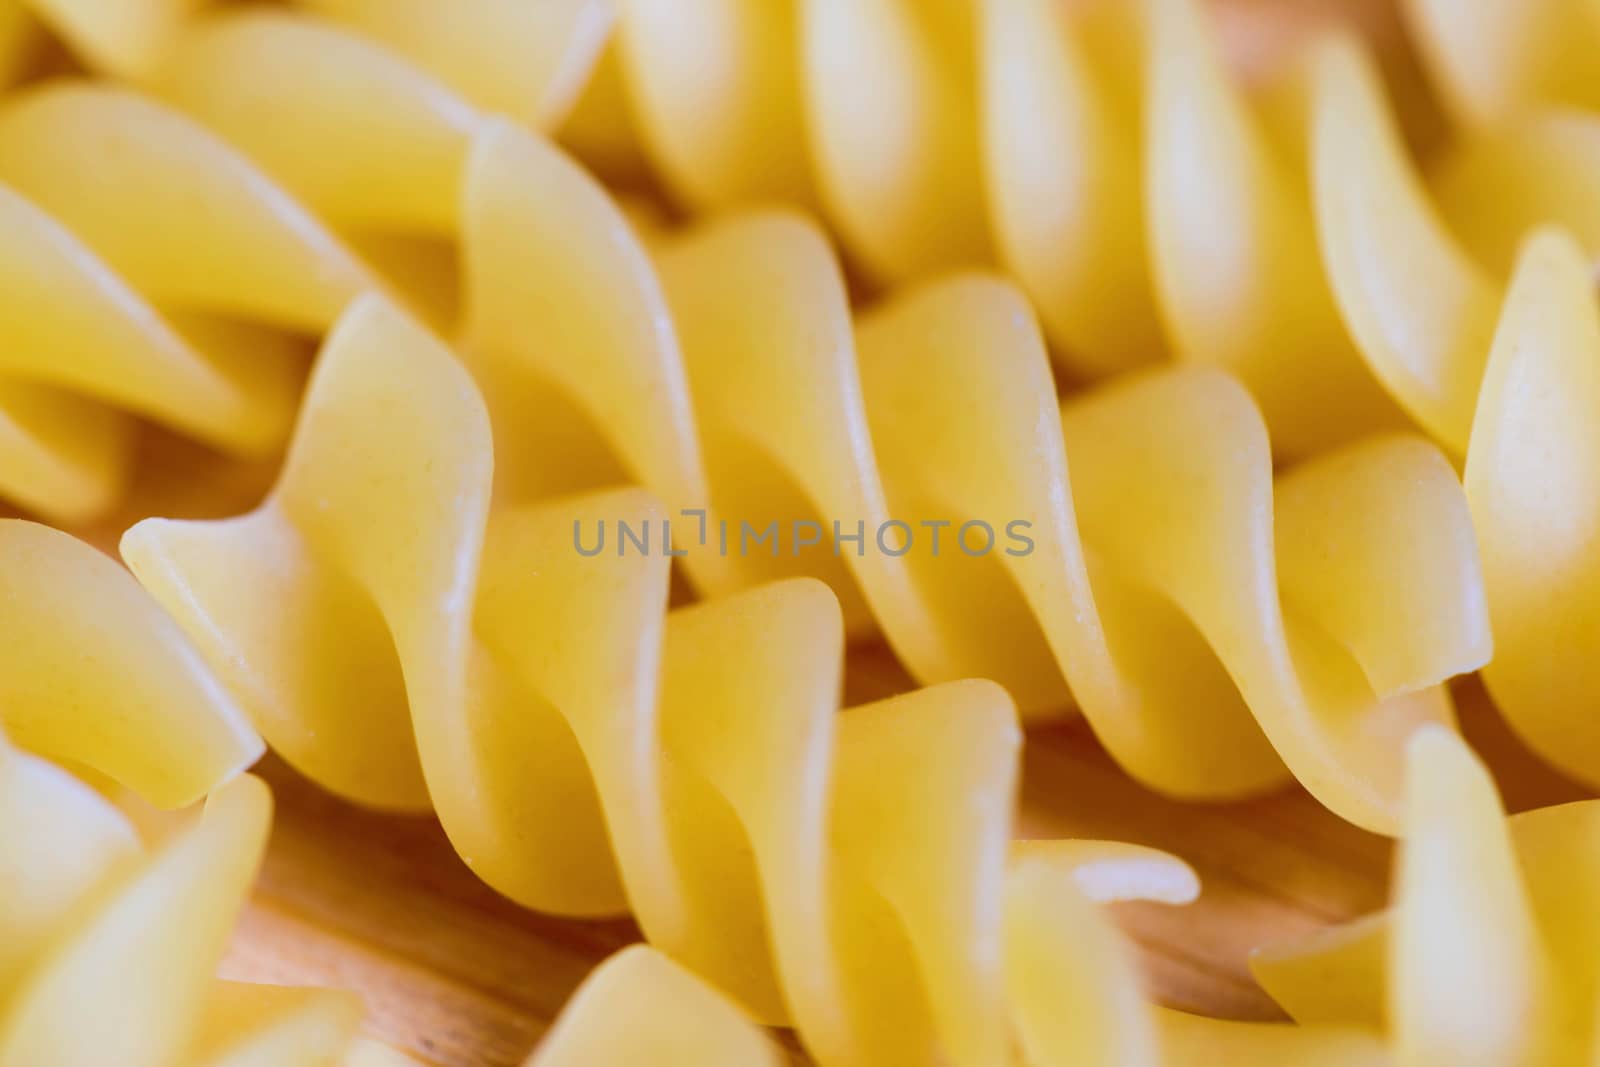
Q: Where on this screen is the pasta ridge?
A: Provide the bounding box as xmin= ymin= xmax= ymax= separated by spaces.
xmin=106 ymin=9 xmax=1497 ymax=835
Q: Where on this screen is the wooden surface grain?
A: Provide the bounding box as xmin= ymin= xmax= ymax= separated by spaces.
xmin=31 ymin=4 xmax=1574 ymax=1063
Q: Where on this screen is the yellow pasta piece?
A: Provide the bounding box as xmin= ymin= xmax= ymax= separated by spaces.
xmin=978 ymin=0 xmax=1161 ymax=379
xmin=0 ymin=526 xmax=415 ymax=1065
xmin=18 ymin=0 xmax=198 ymax=79
xmin=1402 ymin=0 xmax=1600 ymax=125
xmin=10 ymin=0 xmax=610 ymax=128
xmin=1252 ymin=727 xmax=1600 ymax=1065
xmin=0 ymin=84 xmax=375 ymax=330
xmin=525 ymin=946 xmax=788 ymax=1067
xmin=1271 ymin=18 xmax=1600 ymax=786
xmin=0 ymin=518 xmax=260 ymax=807
xmin=289 ymin=0 xmax=612 ymax=128
xmin=613 ymin=0 xmax=813 ymax=213
xmin=1429 ymin=112 xmax=1600 ymax=275
xmin=0 ymin=81 xmax=383 ymax=520
xmin=0 ymin=740 xmax=410 ymax=1067
xmin=1307 ymin=0 xmax=1600 ymax=784
xmin=1464 ymin=231 xmax=1600 ymax=791
xmin=0 ymin=3 xmax=36 ymax=87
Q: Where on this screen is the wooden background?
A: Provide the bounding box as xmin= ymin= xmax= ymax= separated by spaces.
xmin=44 ymin=2 xmax=1588 ymax=1063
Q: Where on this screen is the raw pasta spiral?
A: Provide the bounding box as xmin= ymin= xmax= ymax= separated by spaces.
xmin=112 ymin=303 xmax=1383 ymax=1064
xmin=98 ymin=8 xmax=1493 ymax=836
xmin=621 ymin=0 xmax=1600 ymax=797
xmin=0 ymin=520 xmax=406 ymax=1067
xmin=19 ymin=0 xmax=1589 ymax=806
xmin=1251 ymin=726 xmax=1600 ymax=1067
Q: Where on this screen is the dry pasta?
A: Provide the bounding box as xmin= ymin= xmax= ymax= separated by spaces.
xmin=8 ymin=0 xmax=610 ymax=124
xmin=1251 ymin=726 xmax=1600 ymax=1067
xmin=0 ymin=0 xmax=1586 ymax=1063
xmin=0 ymin=755 xmax=379 ymax=1067
xmin=0 ymin=520 xmax=407 ymax=1067
xmin=0 ymin=0 xmax=1527 ymax=827
xmin=527 ymin=913 xmax=1392 ymax=1067
xmin=122 ymin=295 xmax=1406 ymax=1065
xmin=625 ymin=0 xmax=1600 ymax=795
xmin=10 ymin=0 xmax=1564 ymax=824
xmin=0 ymin=518 xmax=260 ymax=805
xmin=94 ymin=9 xmax=1492 ymax=835
xmin=0 ymin=80 xmax=381 ymax=521
xmin=617 ymin=0 xmax=1600 ymax=796
xmin=613 ymin=0 xmax=1600 ymax=451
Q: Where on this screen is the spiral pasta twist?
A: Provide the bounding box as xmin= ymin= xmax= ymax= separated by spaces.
xmin=27 ymin=0 xmax=1594 ymax=801
xmin=107 ymin=298 xmax=1380 ymax=1064
xmin=1251 ymin=726 xmax=1600 ymax=1067
xmin=615 ymin=0 xmax=1600 ymax=795
xmin=0 ymin=521 xmax=405 ymax=1067
xmin=87 ymin=8 xmax=1491 ymax=836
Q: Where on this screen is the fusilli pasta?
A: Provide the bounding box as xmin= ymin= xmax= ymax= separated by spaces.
xmin=89 ymin=9 xmax=1489 ymax=835
xmin=0 ymin=520 xmax=406 ymax=1067
xmin=614 ymin=0 xmax=1600 ymax=799
xmin=3 ymin=0 xmax=1598 ymax=1061
xmin=121 ymin=295 xmax=1407 ymax=1065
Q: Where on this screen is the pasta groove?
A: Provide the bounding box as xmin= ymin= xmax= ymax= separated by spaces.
xmin=105 ymin=10 xmax=1494 ymax=835
xmin=121 ymin=298 xmax=1385 ymax=1065
xmin=0 ymin=521 xmax=406 ymax=1067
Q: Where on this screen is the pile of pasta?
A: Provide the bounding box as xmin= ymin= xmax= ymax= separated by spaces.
xmin=537 ymin=725 xmax=1600 ymax=1067
xmin=10 ymin=0 xmax=1490 ymax=839
xmin=0 ymin=520 xmax=414 ymax=1067
xmin=126 ymin=293 xmax=1399 ymax=1065
xmin=0 ymin=0 xmax=1596 ymax=1063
